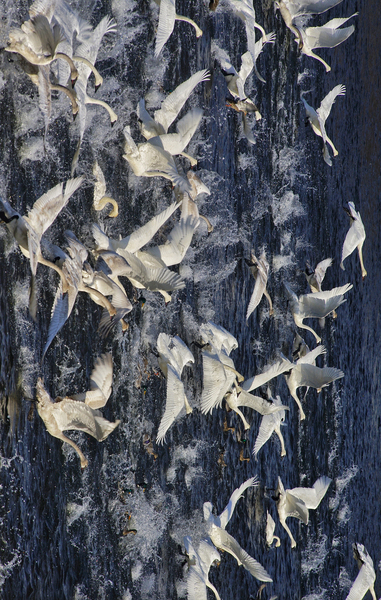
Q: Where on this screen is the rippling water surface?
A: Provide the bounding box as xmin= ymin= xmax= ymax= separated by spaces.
xmin=0 ymin=0 xmax=380 ymax=599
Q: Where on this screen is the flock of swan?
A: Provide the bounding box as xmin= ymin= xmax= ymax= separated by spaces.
xmin=0 ymin=0 xmax=375 ymax=598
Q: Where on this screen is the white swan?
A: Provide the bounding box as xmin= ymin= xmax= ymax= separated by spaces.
xmin=275 ymin=476 xmax=331 ymax=547
xmin=42 ymin=233 xmax=117 ymax=358
xmin=283 ymin=345 xmax=344 ymax=420
xmin=253 ymin=393 xmax=287 ymax=457
xmin=92 ymin=160 xmax=119 ymax=218
xmin=147 ymin=107 xmax=204 ymax=166
xmin=346 ymin=543 xmax=377 ymax=600
xmin=154 ymin=0 xmax=203 ymax=57
xmin=305 ymin=258 xmax=334 ymax=327
xmin=184 ymin=537 xmax=221 ymax=600
xmin=298 ymin=14 xmax=357 ymax=72
xmin=36 ymin=376 xmax=120 ymax=469
xmin=0 ymin=176 xmax=83 ymax=319
xmin=156 ymin=333 xmax=194 ymax=444
xmin=275 ymin=0 xmax=345 ymax=45
xmin=266 ymin=511 xmax=281 ymax=548
xmin=284 ymin=281 xmax=353 ymax=344
xmin=245 ymin=251 xmax=273 ymax=320
xmin=123 ymin=128 xmax=192 ymax=194
xmin=204 ymin=477 xmax=273 ymax=582
xmin=200 ymin=323 xmax=244 ymax=416
xmin=341 ymin=202 xmax=367 ymax=279
xmin=137 ymin=70 xmax=210 ymax=139
xmin=6 ymin=14 xmax=78 ymax=83
xmin=302 ymin=84 xmax=346 ymax=166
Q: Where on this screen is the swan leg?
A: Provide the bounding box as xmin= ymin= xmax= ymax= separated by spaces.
xmin=276 ymin=428 xmax=286 ymax=456
xmin=56 ymin=432 xmax=88 ymax=468
xmin=175 ymin=15 xmax=203 ymax=37
xmin=298 ymin=322 xmax=321 ymax=344
xmin=291 ymin=391 xmax=305 ymax=421
xmin=83 ymin=286 xmax=117 ymax=316
xmin=85 ymin=96 xmax=117 ymax=123
xmin=280 ymin=518 xmax=297 ymax=548
xmin=358 ymin=244 xmax=367 ymax=279
xmin=180 ymin=151 xmax=197 ymax=166
xmin=73 ymin=55 xmax=103 ymax=89
xmin=94 ymin=196 xmax=119 ymax=218
xmin=307 ymin=50 xmax=331 ymax=73
xmin=325 ymin=135 xmax=338 ymax=157
xmin=184 ymin=396 xmax=193 ymax=415
xmin=233 ymin=407 xmax=250 ymax=431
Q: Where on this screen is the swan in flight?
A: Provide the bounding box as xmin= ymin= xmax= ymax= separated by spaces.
xmin=36 ymin=376 xmax=120 ymax=469
xmin=199 ymin=323 xmax=244 ymax=417
xmin=6 ymin=14 xmax=78 ymax=83
xmin=245 ymin=251 xmax=273 ymax=320
xmin=69 ymin=353 xmax=113 ymax=409
xmin=302 ymin=84 xmax=346 ymax=166
xmin=204 ymin=477 xmax=273 ymax=582
xmin=253 ymin=393 xmax=287 ymax=457
xmin=266 ymin=511 xmax=281 ymax=548
xmin=156 ymin=333 xmax=194 ymax=444
xmin=154 ymin=0 xmax=203 ymax=57
xmin=92 ymin=160 xmax=119 ymax=217
xmin=283 ymin=345 xmax=344 ymax=420
xmin=345 ymin=543 xmax=377 ymax=600
xmin=137 ymin=70 xmax=210 ymax=140
xmin=221 ymin=51 xmax=261 ymax=144
xmin=298 ymin=14 xmax=357 ymax=72
xmin=146 ymin=108 xmax=204 ymax=167
xmin=123 ymin=127 xmax=192 ymax=194
xmin=305 ymin=257 xmax=334 ymax=327
xmin=341 ymin=202 xmax=367 ymax=279
xmin=42 ymin=233 xmax=117 ymax=358
xmin=0 ymin=176 xmax=83 ymax=319
xmin=184 ymin=537 xmax=221 ymax=600
xmin=274 ymin=476 xmax=331 ymax=547
xmin=284 ymin=281 xmax=353 ymax=343
xmin=275 ymin=0 xmax=345 ymax=46
xmin=224 ymin=387 xmax=289 ymax=431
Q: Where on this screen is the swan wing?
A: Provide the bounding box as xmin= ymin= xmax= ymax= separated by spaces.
xmin=242 ymin=356 xmax=293 ymax=392
xmin=154 ymin=69 xmax=210 ymax=132
xmin=246 ymin=277 xmax=266 ymax=320
xmin=42 ymin=283 xmax=70 ymax=359
xmin=149 ymin=215 xmax=199 ymax=266
xmin=342 ymin=222 xmax=365 ymax=263
xmin=211 ymin=528 xmax=272 ymax=582
xmin=296 ymin=344 xmax=326 ymax=365
xmin=304 ymin=24 xmax=354 ymax=50
xmin=346 ymin=567 xmax=375 ymax=600
xmin=27 ymin=177 xmax=83 ymax=236
xmin=298 ymin=284 xmax=352 ymax=317
xmin=238 ymin=51 xmax=254 ymax=84
xmin=200 ymin=353 xmax=235 ymax=414
xmin=218 ymin=477 xmax=258 ymax=528
xmin=155 ymin=0 xmax=176 ymax=57
xmin=237 ymin=389 xmax=288 ymax=415
xmin=75 ymin=15 xmax=116 ymax=66
xmin=317 ymin=84 xmax=346 ymax=124
xmin=156 ymin=365 xmax=188 ymax=444
xmin=285 ymin=0 xmax=344 ymax=18
xmin=290 ymin=476 xmax=331 ymax=509
xmin=200 ymin=322 xmax=238 ymax=355
xmin=297 ymin=364 xmax=344 ymax=389
xmin=314 ymin=258 xmax=333 ymax=286
xmin=253 ymin=414 xmax=277 ymax=457
xmin=118 ymin=201 xmax=180 ymax=253
xmin=284 ymin=492 xmax=309 ymax=524
xmin=89 ymin=353 xmax=113 ymax=402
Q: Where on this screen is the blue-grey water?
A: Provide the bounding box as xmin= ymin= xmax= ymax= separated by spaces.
xmin=0 ymin=0 xmax=380 ymax=599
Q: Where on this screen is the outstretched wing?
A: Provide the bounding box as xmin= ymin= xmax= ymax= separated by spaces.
xmin=156 ymin=365 xmax=188 ymax=444
xmin=242 ymin=356 xmax=293 ymax=392
xmin=155 ymin=0 xmax=176 ymax=57
xmin=317 ymin=84 xmax=346 ymax=124
xmin=218 ymin=477 xmax=258 ymax=529
xmin=211 ymin=528 xmax=272 ymax=582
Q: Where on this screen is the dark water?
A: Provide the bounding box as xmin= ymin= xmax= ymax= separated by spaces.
xmin=0 ymin=0 xmax=380 ymax=599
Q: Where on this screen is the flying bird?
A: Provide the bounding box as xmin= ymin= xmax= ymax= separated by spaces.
xmin=154 ymin=0 xmax=203 ymax=57
xmin=183 ymin=537 xmax=221 ymax=600
xmin=341 ymin=202 xmax=367 ymax=279
xmin=245 ymin=251 xmax=273 ymax=320
xmin=345 ymin=543 xmax=377 ymax=600
xmin=156 ymin=333 xmax=194 ymax=444
xmin=302 ymin=84 xmax=346 ymax=166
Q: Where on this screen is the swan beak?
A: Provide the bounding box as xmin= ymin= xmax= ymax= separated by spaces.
xmin=95 ymin=83 xmax=101 ymax=93
xmin=73 ymin=111 xmax=78 ymax=121
xmin=71 ymin=76 xmax=78 ymax=88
